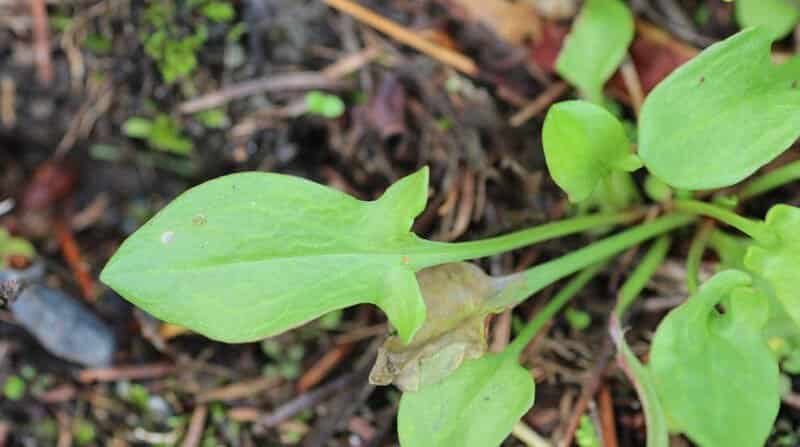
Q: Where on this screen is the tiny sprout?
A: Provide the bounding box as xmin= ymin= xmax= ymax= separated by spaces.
xmin=305 ymin=91 xmax=346 ymax=119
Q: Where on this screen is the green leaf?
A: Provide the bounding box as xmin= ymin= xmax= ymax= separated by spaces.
xmin=201 ymin=1 xmax=235 ymax=23
xmin=649 ymin=270 xmax=780 ymax=447
xmin=397 ymin=349 xmax=534 ymax=447
xmin=148 ymin=115 xmax=193 ymax=155
xmin=194 ymin=109 xmax=229 ymax=129
xmin=3 ymin=375 xmax=25 ymax=401
xmin=576 ymin=415 xmax=602 ymax=447
xmin=745 ymin=205 xmax=800 ymax=330
xmin=736 ymin=0 xmax=800 ymax=39
xmin=123 ymin=117 xmax=153 ymax=138
xmin=555 ymin=0 xmax=634 ymax=103
xmin=708 ymin=229 xmax=800 ymax=352
xmin=305 ymin=91 xmax=346 ymax=119
xmin=542 ymin=100 xmax=642 ymax=203
xmin=101 ymin=168 xmax=433 ymax=343
xmin=639 ymin=27 xmax=800 ymax=190
xmin=370 ymin=263 xmax=496 ymax=392
xmin=0 ymin=228 xmax=35 ymax=264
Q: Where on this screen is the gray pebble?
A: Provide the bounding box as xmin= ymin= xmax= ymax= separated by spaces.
xmin=10 ymin=284 xmax=115 ymax=367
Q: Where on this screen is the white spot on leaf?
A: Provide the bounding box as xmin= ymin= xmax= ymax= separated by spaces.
xmin=161 ymin=231 xmax=175 ymax=244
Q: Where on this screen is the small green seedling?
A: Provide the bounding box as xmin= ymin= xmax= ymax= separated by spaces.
xmin=140 ymin=0 xmax=235 ymax=83
xmin=305 ymin=91 xmax=346 ymax=119
xmin=102 ymin=27 xmax=800 ymax=447
xmin=542 ymin=100 xmax=641 ymax=203
xmin=123 ymin=114 xmax=193 ymax=155
xmin=576 ymin=415 xmax=602 ymax=447
xmin=3 ymin=375 xmax=25 ymax=401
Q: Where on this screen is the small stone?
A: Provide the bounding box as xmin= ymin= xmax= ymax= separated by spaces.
xmin=10 ymin=285 xmax=115 ymax=367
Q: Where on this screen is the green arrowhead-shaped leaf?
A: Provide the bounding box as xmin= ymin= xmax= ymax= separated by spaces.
xmin=745 ymin=205 xmax=800 ymax=331
xmin=649 ymin=270 xmax=779 ymax=447
xmin=543 ymin=100 xmax=642 ymax=203
xmin=370 ymin=263 xmax=497 ymax=392
xmin=709 ymin=229 xmax=799 ymax=342
xmin=639 ymin=27 xmax=800 ymax=190
xmin=555 ymin=0 xmax=634 ymax=103
xmin=101 ymin=168 xmax=432 ymax=343
xmin=736 ymin=0 xmax=800 ymax=39
xmin=397 ymin=349 xmax=534 ymax=447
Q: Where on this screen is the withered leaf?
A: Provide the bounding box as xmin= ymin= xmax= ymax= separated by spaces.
xmin=370 ymin=262 xmax=501 ymax=392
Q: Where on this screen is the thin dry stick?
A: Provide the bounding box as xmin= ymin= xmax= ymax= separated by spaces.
xmin=619 ymin=57 xmax=644 ymax=117
xmin=0 ymin=77 xmax=15 ymax=128
xmin=196 ymin=376 xmax=281 ymax=403
xmin=509 ymin=82 xmax=569 ymax=127
xmin=179 ymin=47 xmax=377 ymax=114
xmin=30 ymin=0 xmax=53 ymax=85
xmin=323 ymin=0 xmax=478 ymax=76
xmin=297 ymin=343 xmax=354 ymax=392
xmin=179 ymin=73 xmax=352 ymax=114
xmin=598 ymin=385 xmax=619 ymax=447
xmin=559 ymin=341 xmax=614 ymax=447
xmin=181 ymin=405 xmax=208 ymax=447
xmin=79 ymin=363 xmax=175 ymax=383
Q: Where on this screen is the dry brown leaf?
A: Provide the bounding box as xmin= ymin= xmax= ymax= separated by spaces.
xmin=448 ymin=0 xmax=542 ymax=45
xmin=369 ymin=262 xmax=498 ymax=392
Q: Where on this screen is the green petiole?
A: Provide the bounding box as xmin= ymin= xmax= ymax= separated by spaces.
xmin=685 ymin=221 xmax=714 ymax=295
xmin=673 ymin=199 xmax=776 ymax=245
xmin=611 ymin=236 xmax=673 ymax=447
xmin=615 ymin=235 xmax=672 ymax=318
xmin=491 ymin=213 xmax=693 ymax=310
xmin=740 ymin=159 xmax=800 ymax=200
xmin=411 ymin=209 xmax=645 ymax=269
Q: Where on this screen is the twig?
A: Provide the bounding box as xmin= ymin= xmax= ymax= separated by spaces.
xmin=598 ymin=385 xmax=619 ymax=447
xmin=196 ymin=376 xmax=281 ymax=403
xmin=490 ymin=309 xmax=512 ymax=352
xmin=55 ymin=219 xmax=95 ymax=302
xmin=323 ymin=0 xmax=478 ymax=76
xmin=257 ymin=372 xmax=358 ymax=428
xmin=512 ymin=421 xmax=553 ymax=447
xmin=0 ymin=421 xmax=9 ymax=447
xmin=321 ymin=45 xmax=381 ymax=80
xmin=619 ymin=57 xmax=644 ymax=117
xmin=0 ymin=77 xmax=15 ymax=128
xmin=559 ymin=341 xmax=614 ymax=447
xmin=30 ymin=0 xmax=53 ymax=85
xmin=446 ymin=169 xmax=476 ymax=240
xmin=179 ymin=73 xmax=353 ymax=114
xmin=56 ymin=411 xmax=72 ymax=447
xmin=79 ymin=363 xmax=175 ymax=383
xmin=509 ymin=82 xmax=569 ymax=127
xmin=334 ymin=323 xmax=388 ymax=344
xmin=181 ymin=405 xmax=207 ymax=447
xmin=297 ymin=343 xmax=354 ymax=392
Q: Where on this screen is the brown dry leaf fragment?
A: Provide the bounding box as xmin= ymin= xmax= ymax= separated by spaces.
xmin=448 ymin=0 xmax=542 ymax=46
xmin=369 ymin=262 xmax=497 ymax=392
xmin=532 ymin=0 xmax=579 ymax=21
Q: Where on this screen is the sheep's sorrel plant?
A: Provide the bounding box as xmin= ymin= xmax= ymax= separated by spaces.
xmin=102 ymin=26 xmax=800 ymax=447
